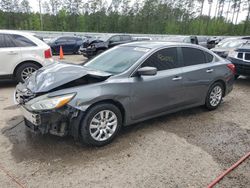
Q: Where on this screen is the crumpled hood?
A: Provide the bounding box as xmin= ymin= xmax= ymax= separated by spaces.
xmin=25 ymin=62 xmax=111 ymax=93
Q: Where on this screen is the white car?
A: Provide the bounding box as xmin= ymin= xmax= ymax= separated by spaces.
xmin=0 ymin=30 xmax=54 ymax=82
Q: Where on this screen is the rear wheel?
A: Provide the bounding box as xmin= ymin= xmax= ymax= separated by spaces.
xmin=15 ymin=63 xmax=40 ymax=83
xmin=80 ymin=103 xmax=122 ymax=146
xmin=205 ymin=82 xmax=224 ymax=110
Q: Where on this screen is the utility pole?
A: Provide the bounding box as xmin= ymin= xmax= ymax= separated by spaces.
xmin=39 ymin=0 xmax=43 ymax=30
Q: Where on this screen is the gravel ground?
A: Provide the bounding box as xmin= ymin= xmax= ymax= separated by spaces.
xmin=0 ymin=56 xmax=249 ymax=188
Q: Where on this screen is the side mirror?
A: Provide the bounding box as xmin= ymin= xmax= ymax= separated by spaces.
xmin=137 ymin=67 xmax=157 ymax=76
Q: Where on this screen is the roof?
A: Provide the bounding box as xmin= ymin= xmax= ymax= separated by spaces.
xmin=0 ymin=30 xmax=34 ymax=35
xmin=121 ymin=41 xmax=197 ymax=49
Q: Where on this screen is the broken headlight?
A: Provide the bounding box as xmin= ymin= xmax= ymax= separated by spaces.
xmin=30 ymin=93 xmax=76 ymax=111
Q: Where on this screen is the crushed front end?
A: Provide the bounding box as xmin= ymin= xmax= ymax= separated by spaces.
xmin=15 ymin=83 xmax=83 ymax=139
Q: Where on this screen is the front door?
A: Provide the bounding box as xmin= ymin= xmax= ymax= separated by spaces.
xmin=130 ymin=47 xmax=185 ymax=120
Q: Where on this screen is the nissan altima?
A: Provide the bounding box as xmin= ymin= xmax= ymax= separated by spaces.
xmin=15 ymin=42 xmax=235 ymax=146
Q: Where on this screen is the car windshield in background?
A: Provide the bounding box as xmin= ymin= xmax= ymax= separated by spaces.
xmin=84 ymin=46 xmax=149 ymax=74
xmin=220 ymin=40 xmax=245 ymax=48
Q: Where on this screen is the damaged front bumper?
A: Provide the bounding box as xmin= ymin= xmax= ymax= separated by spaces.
xmin=21 ymin=105 xmax=84 ymax=139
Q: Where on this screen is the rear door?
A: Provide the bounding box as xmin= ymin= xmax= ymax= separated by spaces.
xmin=130 ymin=47 xmax=185 ymax=120
xmin=0 ymin=34 xmax=21 ymax=75
xmin=180 ymin=47 xmax=216 ymax=105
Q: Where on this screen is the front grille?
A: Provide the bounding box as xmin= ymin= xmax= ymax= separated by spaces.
xmin=235 ymin=64 xmax=250 ymax=74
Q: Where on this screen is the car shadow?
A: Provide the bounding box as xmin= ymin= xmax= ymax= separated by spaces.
xmin=2 ymin=105 xmax=207 ymax=165
xmin=0 ymin=80 xmax=17 ymax=88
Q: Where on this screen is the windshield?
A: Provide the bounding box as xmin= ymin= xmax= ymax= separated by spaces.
xmin=84 ymin=46 xmax=149 ymax=74
xmin=220 ymin=40 xmax=245 ymax=48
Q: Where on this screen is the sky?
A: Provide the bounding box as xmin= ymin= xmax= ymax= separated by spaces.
xmin=28 ymin=0 xmax=248 ymax=24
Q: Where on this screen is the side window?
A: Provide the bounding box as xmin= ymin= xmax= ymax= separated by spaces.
xmin=57 ymin=37 xmax=67 ymax=43
xmin=121 ymin=35 xmax=131 ymax=41
xmin=4 ymin=35 xmax=17 ymax=47
xmin=0 ymin=34 xmax=6 ymax=48
xmin=204 ymin=51 xmax=214 ymax=63
xmin=12 ymin=34 xmax=36 ymax=47
xmin=141 ymin=48 xmax=179 ymax=71
xmin=109 ymin=36 xmax=120 ymax=42
xmin=182 ymin=47 xmax=206 ymax=66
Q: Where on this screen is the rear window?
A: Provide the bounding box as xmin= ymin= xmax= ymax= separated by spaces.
xmin=12 ymin=34 xmax=37 ymax=47
xmin=182 ymin=47 xmax=206 ymax=66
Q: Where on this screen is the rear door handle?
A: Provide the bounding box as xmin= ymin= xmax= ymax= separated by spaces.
xmin=8 ymin=51 xmax=18 ymax=55
xmin=206 ymin=69 xmax=214 ymax=73
xmin=172 ymin=76 xmax=183 ymax=81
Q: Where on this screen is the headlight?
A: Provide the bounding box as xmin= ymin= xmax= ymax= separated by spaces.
xmin=228 ymin=50 xmax=237 ymax=58
xmin=30 ymin=93 xmax=75 ymax=110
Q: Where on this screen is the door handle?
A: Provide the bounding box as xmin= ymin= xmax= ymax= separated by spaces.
xmin=172 ymin=76 xmax=182 ymax=81
xmin=206 ymin=69 xmax=214 ymax=73
xmin=8 ymin=51 xmax=18 ymax=55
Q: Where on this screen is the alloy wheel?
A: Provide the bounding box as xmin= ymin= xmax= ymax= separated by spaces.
xmin=89 ymin=110 xmax=118 ymax=141
xmin=209 ymin=86 xmax=222 ymax=107
xmin=21 ymin=67 xmax=37 ymax=81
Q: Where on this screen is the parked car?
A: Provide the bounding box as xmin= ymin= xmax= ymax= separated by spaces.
xmin=227 ymin=44 xmax=250 ymax=79
xmin=0 ymin=30 xmax=53 ymax=82
xmin=48 ymin=36 xmax=83 ymax=55
xmin=15 ymin=42 xmax=235 ymax=146
xmin=207 ymin=36 xmax=224 ymax=49
xmin=79 ymin=36 xmax=100 ymax=53
xmin=164 ymin=36 xmax=199 ymax=45
xmin=133 ymin=36 xmax=152 ymax=41
xmin=82 ymin=34 xmax=133 ymax=58
xmin=197 ymin=36 xmax=208 ymax=48
xmin=211 ymin=39 xmax=249 ymax=58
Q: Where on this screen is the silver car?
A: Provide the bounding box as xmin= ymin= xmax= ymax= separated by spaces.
xmin=15 ymin=42 xmax=235 ymax=146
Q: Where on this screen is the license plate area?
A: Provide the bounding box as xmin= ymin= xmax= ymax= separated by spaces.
xmin=21 ymin=107 xmax=41 ymax=126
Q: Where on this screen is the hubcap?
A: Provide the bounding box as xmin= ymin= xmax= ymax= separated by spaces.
xmin=89 ymin=110 xmax=118 ymax=141
xmin=21 ymin=67 xmax=36 ymax=81
xmin=209 ymin=86 xmax=222 ymax=107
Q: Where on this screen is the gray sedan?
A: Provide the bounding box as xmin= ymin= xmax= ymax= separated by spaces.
xmin=15 ymin=42 xmax=235 ymax=146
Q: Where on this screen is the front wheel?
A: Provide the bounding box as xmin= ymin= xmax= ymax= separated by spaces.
xmin=80 ymin=103 xmax=122 ymax=146
xmin=205 ymin=82 xmax=224 ymax=110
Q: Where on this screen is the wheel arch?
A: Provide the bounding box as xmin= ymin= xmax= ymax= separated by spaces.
xmin=84 ymin=99 xmax=126 ymax=125
xmin=211 ymin=79 xmax=226 ymax=97
xmin=13 ymin=61 xmax=42 ymax=78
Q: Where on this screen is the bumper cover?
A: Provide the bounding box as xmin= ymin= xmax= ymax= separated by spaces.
xmin=22 ymin=106 xmax=84 ymax=139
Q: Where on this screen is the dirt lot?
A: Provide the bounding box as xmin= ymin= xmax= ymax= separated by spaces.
xmin=0 ymin=55 xmax=249 ymax=188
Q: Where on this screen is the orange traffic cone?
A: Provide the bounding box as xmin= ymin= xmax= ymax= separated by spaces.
xmin=59 ymin=46 xmax=64 ymax=59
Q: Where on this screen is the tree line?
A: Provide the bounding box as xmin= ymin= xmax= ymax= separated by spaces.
xmin=1 ymin=0 xmax=250 ymax=35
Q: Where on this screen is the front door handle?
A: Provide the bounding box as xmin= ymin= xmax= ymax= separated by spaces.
xmin=172 ymin=76 xmax=183 ymax=81
xmin=206 ymin=69 xmax=214 ymax=73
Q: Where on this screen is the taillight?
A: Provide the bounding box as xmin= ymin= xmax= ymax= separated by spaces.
xmin=227 ymin=63 xmax=236 ymax=75
xmin=44 ymin=48 xmax=52 ymax=59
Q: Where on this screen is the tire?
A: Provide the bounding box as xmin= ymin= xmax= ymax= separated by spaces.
xmin=15 ymin=63 xmax=40 ymax=83
xmin=80 ymin=103 xmax=122 ymax=146
xmin=205 ymin=82 xmax=224 ymax=110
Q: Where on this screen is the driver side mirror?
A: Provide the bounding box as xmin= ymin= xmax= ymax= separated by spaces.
xmin=137 ymin=67 xmax=157 ymax=76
